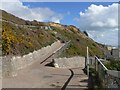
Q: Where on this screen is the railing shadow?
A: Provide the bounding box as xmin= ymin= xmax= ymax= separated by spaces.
xmin=61 ymin=69 xmax=74 ymax=90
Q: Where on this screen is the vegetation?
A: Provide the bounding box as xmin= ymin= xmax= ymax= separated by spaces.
xmin=104 ymin=59 xmax=120 ymax=71
xmin=2 ymin=21 xmax=55 ymax=56
xmin=51 ymin=26 xmax=105 ymax=58
xmin=89 ymin=67 xmax=104 ymax=89
xmin=83 ymin=31 xmax=88 ymax=36
xmin=1 ymin=9 xmax=106 ymax=57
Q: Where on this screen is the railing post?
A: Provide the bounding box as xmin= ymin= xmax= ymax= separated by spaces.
xmin=95 ymin=56 xmax=110 ymax=88
xmin=87 ymin=46 xmax=89 ymax=77
xmin=95 ymin=57 xmax=98 ymax=71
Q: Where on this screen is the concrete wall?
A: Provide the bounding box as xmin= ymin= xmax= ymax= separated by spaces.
xmin=53 ymin=56 xmax=85 ymax=69
xmin=0 ymin=40 xmax=62 ymax=78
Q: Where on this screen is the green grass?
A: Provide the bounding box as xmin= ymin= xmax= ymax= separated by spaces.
xmin=51 ymin=26 xmax=104 ymax=58
xmin=2 ymin=9 xmax=106 ymax=57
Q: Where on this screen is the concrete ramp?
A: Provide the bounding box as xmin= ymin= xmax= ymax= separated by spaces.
xmin=53 ymin=56 xmax=85 ymax=69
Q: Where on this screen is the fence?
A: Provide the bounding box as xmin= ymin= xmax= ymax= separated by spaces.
xmin=88 ymin=56 xmax=120 ymax=88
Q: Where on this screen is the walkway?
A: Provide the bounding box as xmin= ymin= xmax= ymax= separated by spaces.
xmin=2 ymin=42 xmax=88 ymax=89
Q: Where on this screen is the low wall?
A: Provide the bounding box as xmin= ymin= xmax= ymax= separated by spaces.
xmin=1 ymin=40 xmax=62 ymax=78
xmin=53 ymin=56 xmax=85 ymax=68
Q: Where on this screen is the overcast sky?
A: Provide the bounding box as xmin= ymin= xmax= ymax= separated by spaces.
xmin=1 ymin=0 xmax=118 ymax=46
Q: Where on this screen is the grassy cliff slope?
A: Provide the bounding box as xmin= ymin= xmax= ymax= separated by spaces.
xmin=1 ymin=10 xmax=107 ymax=57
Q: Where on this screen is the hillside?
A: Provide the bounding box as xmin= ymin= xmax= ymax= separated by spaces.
xmin=1 ymin=10 xmax=106 ymax=58
xmin=1 ymin=10 xmax=56 ymax=56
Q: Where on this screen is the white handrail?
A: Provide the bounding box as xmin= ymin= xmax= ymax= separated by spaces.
xmin=95 ymin=56 xmax=108 ymax=71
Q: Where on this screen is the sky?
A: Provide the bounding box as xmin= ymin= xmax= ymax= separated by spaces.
xmin=1 ymin=0 xmax=118 ymax=46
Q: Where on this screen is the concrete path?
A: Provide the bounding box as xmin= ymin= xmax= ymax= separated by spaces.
xmin=2 ymin=42 xmax=88 ymax=89
xmin=2 ymin=65 xmax=70 ymax=88
xmin=66 ymin=68 xmax=88 ymax=89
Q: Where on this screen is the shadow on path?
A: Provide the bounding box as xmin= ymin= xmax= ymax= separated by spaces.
xmin=40 ymin=53 xmax=55 ymax=64
xmin=61 ymin=69 xmax=74 ymax=90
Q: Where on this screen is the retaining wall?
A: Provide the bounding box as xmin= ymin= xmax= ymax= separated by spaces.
xmin=0 ymin=40 xmax=62 ymax=78
xmin=53 ymin=56 xmax=85 ymax=68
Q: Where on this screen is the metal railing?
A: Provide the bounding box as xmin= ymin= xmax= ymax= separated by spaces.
xmin=52 ymin=40 xmax=71 ymax=58
xmin=88 ymin=56 xmax=120 ymax=88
